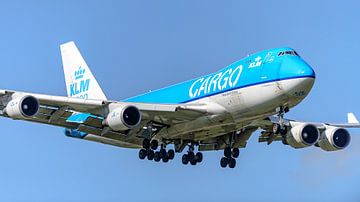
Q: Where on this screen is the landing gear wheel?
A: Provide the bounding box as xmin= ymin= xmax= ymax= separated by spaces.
xmin=187 ymin=151 xmax=195 ymax=161
xmin=280 ymin=127 xmax=288 ymax=136
xmin=139 ymin=149 xmax=147 ymax=160
xmin=195 ymin=152 xmax=203 ymax=163
xmin=182 ymin=154 xmax=189 ymax=165
xmin=220 ymin=157 xmax=228 ymax=168
xmin=228 ymin=158 xmax=236 ymax=168
xmin=160 ymin=148 xmax=167 ymax=159
xmin=162 ymin=156 xmax=169 ymax=163
xmin=147 ymin=150 xmax=154 ymax=160
xmin=167 ymin=149 xmax=175 ymax=160
xmin=232 ymin=148 xmax=240 ymax=158
xmin=150 ymin=140 xmax=159 ymax=150
xmin=273 ymin=123 xmax=281 ymax=134
xmin=224 ymin=147 xmax=232 ymax=158
xmin=142 ymin=139 xmax=150 ymax=149
xmin=154 ymin=151 xmax=161 ymax=162
xmin=190 ymin=158 xmax=197 ymax=165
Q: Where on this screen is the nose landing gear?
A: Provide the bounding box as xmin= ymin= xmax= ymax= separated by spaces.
xmin=273 ymin=106 xmax=289 ymax=135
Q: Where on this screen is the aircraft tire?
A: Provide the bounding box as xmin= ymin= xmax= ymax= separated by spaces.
xmin=187 ymin=151 xmax=195 ymax=161
xmin=142 ymin=139 xmax=150 ymax=149
xmin=150 ymin=140 xmax=159 ymax=150
xmin=147 ymin=150 xmax=155 ymax=160
xmin=167 ymin=149 xmax=175 ymax=160
xmin=228 ymin=158 xmax=236 ymax=169
xmin=190 ymin=158 xmax=197 ymax=165
xmin=280 ymin=127 xmax=288 ymax=136
xmin=220 ymin=157 xmax=228 ymax=168
xmin=162 ymin=156 xmax=169 ymax=163
xmin=232 ymin=148 xmax=240 ymax=158
xmin=182 ymin=154 xmax=189 ymax=165
xmin=154 ymin=152 xmax=161 ymax=162
xmin=224 ymin=147 xmax=232 ymax=158
xmin=160 ymin=148 xmax=167 ymax=159
xmin=195 ymin=152 xmax=203 ymax=163
xmin=139 ymin=149 xmax=147 ymax=160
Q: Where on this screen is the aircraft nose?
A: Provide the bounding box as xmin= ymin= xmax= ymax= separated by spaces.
xmin=279 ymin=57 xmax=316 ymax=79
xmin=278 ymin=57 xmax=316 ymax=103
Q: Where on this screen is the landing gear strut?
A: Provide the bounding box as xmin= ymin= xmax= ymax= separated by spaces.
xmin=138 ymin=139 xmax=175 ymax=164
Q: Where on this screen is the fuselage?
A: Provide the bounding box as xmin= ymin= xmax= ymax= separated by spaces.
xmin=125 ymin=47 xmax=315 ymax=103
xmin=124 ymin=47 xmax=316 ymax=140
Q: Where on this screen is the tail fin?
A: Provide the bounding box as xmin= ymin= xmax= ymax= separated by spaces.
xmin=60 ymin=41 xmax=107 ymax=100
xmin=347 ymin=113 xmax=359 ymax=124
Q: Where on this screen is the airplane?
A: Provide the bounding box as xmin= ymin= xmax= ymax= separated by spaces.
xmin=0 ymin=41 xmax=358 ymax=168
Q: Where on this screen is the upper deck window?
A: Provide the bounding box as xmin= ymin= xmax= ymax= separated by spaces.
xmin=278 ymin=51 xmax=299 ymax=57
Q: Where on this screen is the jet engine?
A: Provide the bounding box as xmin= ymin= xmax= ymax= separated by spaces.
xmin=105 ymin=105 xmax=141 ymax=131
xmin=317 ymin=126 xmax=351 ymax=151
xmin=286 ymin=123 xmax=320 ymax=148
xmin=5 ymin=95 xmax=40 ymax=119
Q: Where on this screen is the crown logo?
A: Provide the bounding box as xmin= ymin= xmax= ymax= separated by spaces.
xmin=74 ymin=66 xmax=85 ymax=80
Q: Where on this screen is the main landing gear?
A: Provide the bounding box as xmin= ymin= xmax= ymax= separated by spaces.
xmin=139 ymin=139 xmax=241 ymax=168
xmin=220 ymin=147 xmax=239 ymax=168
xmin=181 ymin=144 xmax=203 ymax=166
xmin=139 ymin=139 xmax=175 ymax=163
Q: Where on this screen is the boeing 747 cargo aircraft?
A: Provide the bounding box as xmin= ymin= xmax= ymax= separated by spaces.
xmin=0 ymin=42 xmax=358 ymax=168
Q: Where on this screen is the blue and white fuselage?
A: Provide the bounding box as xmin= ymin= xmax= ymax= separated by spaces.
xmin=126 ymin=47 xmax=315 ymax=104
xmin=125 ymin=47 xmax=315 ymax=135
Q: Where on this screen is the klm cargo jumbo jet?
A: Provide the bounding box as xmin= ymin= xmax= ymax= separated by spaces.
xmin=1 ymin=42 xmax=358 ymax=168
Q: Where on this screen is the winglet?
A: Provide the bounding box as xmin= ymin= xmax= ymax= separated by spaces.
xmin=347 ymin=113 xmax=359 ymax=124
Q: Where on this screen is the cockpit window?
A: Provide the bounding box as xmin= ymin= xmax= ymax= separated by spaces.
xmin=278 ymin=51 xmax=299 ymax=57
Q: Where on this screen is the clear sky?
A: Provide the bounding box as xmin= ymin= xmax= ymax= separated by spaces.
xmin=0 ymin=0 xmax=359 ymax=201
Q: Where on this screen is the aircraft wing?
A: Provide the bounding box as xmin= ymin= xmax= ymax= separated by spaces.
xmin=0 ymin=90 xmax=209 ymax=139
xmin=0 ymin=41 xmax=229 ymax=149
xmin=252 ymin=113 xmax=360 ymax=146
xmin=261 ymin=113 xmax=360 ymax=130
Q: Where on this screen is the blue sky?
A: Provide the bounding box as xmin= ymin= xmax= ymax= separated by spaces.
xmin=0 ymin=0 xmax=359 ymax=201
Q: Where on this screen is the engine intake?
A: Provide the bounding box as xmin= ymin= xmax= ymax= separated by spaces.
xmin=105 ymin=105 xmax=141 ymax=131
xmin=5 ymin=95 xmax=40 ymax=119
xmin=318 ymin=127 xmax=351 ymax=151
xmin=286 ymin=123 xmax=320 ymax=148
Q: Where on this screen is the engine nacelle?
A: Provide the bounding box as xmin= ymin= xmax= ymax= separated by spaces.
xmin=5 ymin=95 xmax=40 ymax=119
xmin=286 ymin=123 xmax=320 ymax=148
xmin=105 ymin=105 xmax=141 ymax=131
xmin=318 ymin=126 xmax=351 ymax=151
